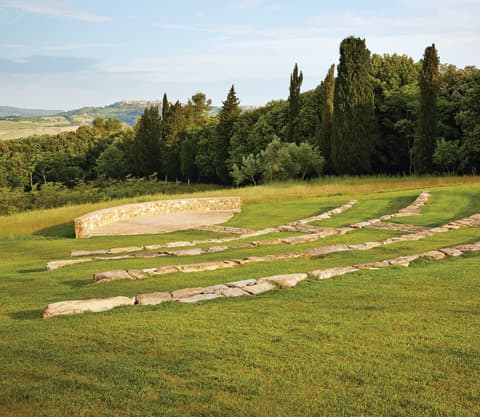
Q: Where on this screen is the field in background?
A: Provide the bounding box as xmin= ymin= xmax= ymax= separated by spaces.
xmin=0 ymin=177 xmax=479 ymax=416
xmin=0 ymin=117 xmax=79 ymax=140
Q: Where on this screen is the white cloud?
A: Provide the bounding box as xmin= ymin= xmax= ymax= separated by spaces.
xmin=2 ymin=0 xmax=111 ymax=23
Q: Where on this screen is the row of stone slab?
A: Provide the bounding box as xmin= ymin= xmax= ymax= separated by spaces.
xmin=42 ymin=241 xmax=480 ymax=318
xmin=91 ymin=213 xmax=480 ymax=283
xmin=47 ymin=195 xmax=426 ymax=271
xmin=67 ymin=200 xmax=359 ymax=259
xmin=69 ymin=192 xmax=428 ymax=261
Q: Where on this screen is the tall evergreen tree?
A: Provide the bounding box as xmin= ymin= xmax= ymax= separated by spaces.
xmin=331 ymin=37 xmax=376 ymax=174
xmin=134 ymin=106 xmax=162 ymax=177
xmin=215 ymin=85 xmax=241 ymax=183
xmin=316 ymin=64 xmax=335 ymax=172
xmin=412 ymin=44 xmax=440 ymax=174
xmin=161 ymin=93 xmax=169 ymax=121
xmin=287 ymin=63 xmax=303 ymax=143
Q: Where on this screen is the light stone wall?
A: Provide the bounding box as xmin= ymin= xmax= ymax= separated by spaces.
xmin=74 ymin=197 xmax=241 ymax=238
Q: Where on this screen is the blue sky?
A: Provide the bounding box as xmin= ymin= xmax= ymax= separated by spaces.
xmin=1 ymin=0 xmax=479 ymax=110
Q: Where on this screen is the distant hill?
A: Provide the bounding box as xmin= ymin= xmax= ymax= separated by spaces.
xmin=0 ymin=100 xmax=226 ymax=140
xmin=0 ymin=106 xmax=63 ymax=118
xmin=60 ymin=101 xmax=154 ymax=126
xmin=60 ymin=100 xmax=221 ymax=126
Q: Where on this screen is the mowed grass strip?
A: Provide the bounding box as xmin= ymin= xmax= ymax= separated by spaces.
xmin=0 ymin=177 xmax=479 ymax=417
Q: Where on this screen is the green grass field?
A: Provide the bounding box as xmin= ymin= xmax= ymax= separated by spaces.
xmin=0 ymin=177 xmax=479 ymax=416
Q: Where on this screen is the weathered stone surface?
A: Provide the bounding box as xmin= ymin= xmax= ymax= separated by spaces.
xmin=202 ymin=284 xmax=229 ymax=294
xmin=387 ymin=255 xmax=420 ymax=266
xmin=94 ymin=255 xmax=134 ymax=261
xmin=70 ymin=249 xmax=108 ymax=257
xmin=308 ymin=245 xmax=351 ymax=257
xmin=127 ymin=269 xmax=146 ymax=280
xmin=367 ymin=221 xmax=429 ymax=233
xmin=455 ymin=242 xmax=480 ymax=251
xmin=348 ymin=241 xmax=383 ymax=251
xmin=46 ymin=258 xmax=93 ymax=270
xmin=108 ymin=246 xmax=143 ymax=254
xmin=179 ymin=293 xmax=220 ymax=303
xmin=244 ymin=281 xmax=277 ymax=295
xmin=230 ymin=243 xmax=257 ymax=249
xmin=163 ymin=241 xmax=195 ymax=248
xmin=143 ymin=244 xmax=163 ymax=250
xmin=335 ymin=227 xmax=356 ymax=235
xmin=194 ymin=225 xmax=253 ymax=235
xmin=430 ymin=226 xmax=450 ymax=233
xmin=135 ymin=292 xmax=172 ymax=305
xmin=93 ymin=270 xmax=131 ymax=283
xmin=165 ymin=248 xmax=203 ymax=256
xmin=438 ymin=248 xmax=464 ymax=257
xmin=233 ymin=256 xmax=267 ymax=265
xmin=204 ymin=246 xmax=229 ymax=254
xmin=309 ymin=266 xmax=359 ymax=280
xmin=179 ymin=261 xmax=236 ymax=273
xmin=147 ymin=266 xmax=179 ymax=275
xmin=226 ymin=279 xmax=257 ymax=288
xmin=422 ymin=250 xmax=447 ymax=260
xmin=263 ymin=252 xmax=303 ymax=261
xmin=43 ymin=296 xmax=134 ymax=318
xmin=281 ymin=235 xmax=321 ymax=245
xmin=354 ymin=261 xmax=390 ymax=270
xmin=259 ymin=273 xmax=308 ymax=288
xmin=219 ymin=287 xmax=249 ymax=297
xmin=255 ymin=239 xmax=282 ymax=246
xmin=171 ymin=287 xmax=205 ymax=300
xmin=134 ymin=253 xmax=164 ymax=258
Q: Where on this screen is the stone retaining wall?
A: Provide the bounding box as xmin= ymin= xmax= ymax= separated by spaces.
xmin=74 ymin=197 xmax=241 ymax=238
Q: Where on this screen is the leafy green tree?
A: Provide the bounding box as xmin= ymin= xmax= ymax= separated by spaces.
xmin=317 ymin=64 xmax=335 ymax=172
xmin=134 ymin=106 xmax=162 ymax=177
xmin=290 ymin=142 xmax=325 ymax=180
xmin=260 ymin=137 xmax=324 ymax=182
xmin=96 ymin=143 xmax=128 ymax=179
xmin=370 ymin=54 xmax=419 ymax=174
xmin=195 ymin=122 xmax=219 ymax=182
xmin=457 ymin=71 xmax=480 ymax=173
xmin=331 ymin=37 xmax=376 ymax=174
xmin=287 ymin=63 xmax=304 ymax=143
xmin=184 ymin=92 xmax=212 ymax=130
xmin=433 ymin=138 xmax=460 ymax=174
xmin=413 ymin=44 xmax=440 ymax=174
xmin=230 ymin=153 xmax=263 ymax=186
xmin=215 ymin=85 xmax=241 ymax=183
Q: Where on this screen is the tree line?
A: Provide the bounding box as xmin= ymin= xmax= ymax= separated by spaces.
xmin=1 ymin=36 xmax=479 ymax=190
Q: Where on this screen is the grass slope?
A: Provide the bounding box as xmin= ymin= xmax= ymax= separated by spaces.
xmin=0 ymin=177 xmax=479 ymax=417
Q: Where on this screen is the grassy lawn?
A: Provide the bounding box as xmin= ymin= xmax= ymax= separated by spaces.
xmin=0 ymin=177 xmax=479 ymax=416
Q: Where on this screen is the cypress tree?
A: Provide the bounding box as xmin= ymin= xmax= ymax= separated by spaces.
xmin=161 ymin=93 xmax=169 ymax=121
xmin=331 ymin=37 xmax=376 ymax=174
xmin=134 ymin=106 xmax=162 ymax=177
xmin=287 ymin=63 xmax=303 ymax=143
xmin=317 ymin=64 xmax=335 ymax=172
xmin=412 ymin=44 xmax=439 ymax=174
xmin=215 ymin=85 xmax=241 ymax=183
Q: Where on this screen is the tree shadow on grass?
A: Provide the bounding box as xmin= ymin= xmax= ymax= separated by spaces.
xmin=34 ymin=222 xmax=75 ymax=239
xmin=9 ymin=309 xmax=43 ymax=320
xmin=63 ymin=279 xmax=92 ymax=289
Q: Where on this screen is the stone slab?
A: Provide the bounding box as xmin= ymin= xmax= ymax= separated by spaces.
xmin=43 ymin=296 xmax=134 ymax=318
xmin=136 ymin=292 xmax=172 ymax=305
